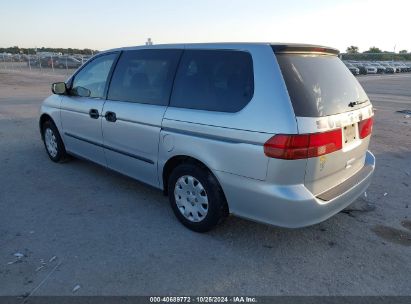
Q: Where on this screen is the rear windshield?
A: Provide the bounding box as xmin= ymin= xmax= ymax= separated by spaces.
xmin=275 ymin=53 xmax=370 ymax=117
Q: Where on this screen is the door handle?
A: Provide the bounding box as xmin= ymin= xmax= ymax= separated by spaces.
xmin=105 ymin=111 xmax=117 ymax=122
xmin=89 ymin=109 xmax=99 ymax=119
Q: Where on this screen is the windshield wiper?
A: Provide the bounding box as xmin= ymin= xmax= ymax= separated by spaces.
xmin=348 ymin=99 xmax=368 ymax=107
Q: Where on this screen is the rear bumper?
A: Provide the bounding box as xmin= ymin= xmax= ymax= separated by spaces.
xmin=216 ymin=151 xmax=375 ymax=228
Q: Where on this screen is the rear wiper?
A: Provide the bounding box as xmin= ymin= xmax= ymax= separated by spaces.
xmin=348 ymin=99 xmax=368 ymax=107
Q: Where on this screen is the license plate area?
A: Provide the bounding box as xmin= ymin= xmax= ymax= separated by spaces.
xmin=343 ymin=123 xmax=357 ymax=145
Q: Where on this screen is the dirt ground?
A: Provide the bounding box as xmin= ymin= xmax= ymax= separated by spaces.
xmin=0 ymin=70 xmax=410 ymax=297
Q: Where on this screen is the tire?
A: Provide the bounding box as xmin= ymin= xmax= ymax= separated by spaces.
xmin=167 ymin=162 xmax=227 ymax=232
xmin=41 ymin=120 xmax=68 ymax=163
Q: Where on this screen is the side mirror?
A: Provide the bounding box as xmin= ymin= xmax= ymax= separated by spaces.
xmin=52 ymin=82 xmax=67 ymax=95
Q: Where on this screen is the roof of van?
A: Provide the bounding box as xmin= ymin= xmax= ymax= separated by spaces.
xmin=103 ymin=43 xmax=339 ymax=55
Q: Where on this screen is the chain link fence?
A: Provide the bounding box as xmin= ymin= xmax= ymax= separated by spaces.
xmin=0 ymin=52 xmax=93 ymax=76
xmin=2 ymin=51 xmax=410 ymax=76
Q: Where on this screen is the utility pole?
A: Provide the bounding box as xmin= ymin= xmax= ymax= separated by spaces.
xmin=28 ymin=49 xmax=31 ymax=71
xmin=393 ymin=44 xmax=396 ymax=62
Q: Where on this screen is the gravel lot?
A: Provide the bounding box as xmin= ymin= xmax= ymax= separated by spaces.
xmin=0 ymin=71 xmax=410 ymax=297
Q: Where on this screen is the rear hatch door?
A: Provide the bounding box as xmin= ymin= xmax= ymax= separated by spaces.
xmin=275 ymin=49 xmax=373 ymax=196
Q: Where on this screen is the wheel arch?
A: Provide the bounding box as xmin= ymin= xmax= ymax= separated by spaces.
xmin=39 ymin=113 xmax=55 ymax=139
xmin=161 ymin=155 xmax=229 ymax=214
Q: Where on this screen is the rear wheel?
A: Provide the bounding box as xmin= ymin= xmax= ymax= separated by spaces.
xmin=42 ymin=120 xmax=68 ymax=163
xmin=168 ymin=163 xmax=227 ymax=232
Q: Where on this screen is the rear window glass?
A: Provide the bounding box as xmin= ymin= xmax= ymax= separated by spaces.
xmin=275 ymin=53 xmax=370 ymax=117
xmin=170 ymin=50 xmax=254 ymax=112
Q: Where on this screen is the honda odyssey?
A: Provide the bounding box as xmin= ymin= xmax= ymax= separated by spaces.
xmin=39 ymin=43 xmax=375 ymax=232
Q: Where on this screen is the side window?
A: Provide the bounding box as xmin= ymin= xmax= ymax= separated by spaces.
xmin=108 ymin=49 xmax=182 ymax=105
xmin=170 ymin=50 xmax=254 ymax=112
xmin=71 ymin=53 xmax=117 ymax=98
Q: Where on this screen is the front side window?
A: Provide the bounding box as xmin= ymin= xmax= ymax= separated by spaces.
xmin=107 ymin=49 xmax=182 ymax=105
xmin=71 ymin=53 xmax=117 ymax=98
xmin=170 ymin=50 xmax=254 ymax=113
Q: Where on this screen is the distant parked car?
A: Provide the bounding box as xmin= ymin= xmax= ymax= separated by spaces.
xmin=21 ymin=54 xmax=31 ymax=62
xmin=380 ymin=63 xmax=396 ymax=74
xmin=55 ymin=57 xmax=82 ymax=69
xmin=369 ymin=63 xmax=386 ymax=74
xmin=0 ymin=53 xmax=13 ymax=61
xmin=360 ymin=63 xmax=378 ymax=74
xmin=12 ymin=54 xmax=24 ymax=62
xmin=392 ymin=62 xmax=408 ymax=72
xmin=352 ymin=63 xmax=368 ymax=75
xmin=43 ymin=56 xmax=57 ymax=68
xmin=344 ymin=62 xmax=360 ymax=75
xmin=403 ymin=63 xmax=411 ymax=72
xmin=26 ymin=56 xmax=54 ymax=68
xmin=26 ymin=57 xmax=41 ymax=67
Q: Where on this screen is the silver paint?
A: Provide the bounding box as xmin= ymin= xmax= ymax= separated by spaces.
xmin=39 ymin=43 xmax=375 ymax=228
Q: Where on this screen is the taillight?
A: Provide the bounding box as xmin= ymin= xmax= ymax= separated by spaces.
xmin=359 ymin=117 xmax=373 ymax=139
xmin=264 ymin=129 xmax=342 ymax=160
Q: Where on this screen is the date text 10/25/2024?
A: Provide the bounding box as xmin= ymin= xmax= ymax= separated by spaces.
xmin=149 ymin=296 xmax=257 ymax=303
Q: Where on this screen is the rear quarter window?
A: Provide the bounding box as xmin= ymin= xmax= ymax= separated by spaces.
xmin=170 ymin=50 xmax=254 ymax=112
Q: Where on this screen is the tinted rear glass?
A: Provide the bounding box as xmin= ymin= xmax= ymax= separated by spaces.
xmin=276 ymin=53 xmax=370 ymax=117
xmin=108 ymin=49 xmax=182 ymax=106
xmin=170 ymin=50 xmax=254 ymax=112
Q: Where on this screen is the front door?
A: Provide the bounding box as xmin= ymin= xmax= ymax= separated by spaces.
xmin=61 ymin=53 xmax=118 ymax=165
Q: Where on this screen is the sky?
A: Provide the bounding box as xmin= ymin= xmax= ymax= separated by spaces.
xmin=1 ymin=0 xmax=410 ymax=53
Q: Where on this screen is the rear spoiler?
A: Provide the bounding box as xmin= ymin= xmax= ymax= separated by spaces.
xmin=271 ymin=44 xmax=339 ymax=56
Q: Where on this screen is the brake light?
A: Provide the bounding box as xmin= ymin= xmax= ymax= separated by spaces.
xmin=264 ymin=129 xmax=342 ymax=160
xmin=359 ymin=117 xmax=373 ymax=139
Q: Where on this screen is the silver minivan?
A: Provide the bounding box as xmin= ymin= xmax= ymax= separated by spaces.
xmin=39 ymin=43 xmax=375 ymax=232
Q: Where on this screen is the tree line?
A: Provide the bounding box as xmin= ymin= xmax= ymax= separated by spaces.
xmin=0 ymin=46 xmax=98 ymax=55
xmin=344 ymin=46 xmax=411 ymax=60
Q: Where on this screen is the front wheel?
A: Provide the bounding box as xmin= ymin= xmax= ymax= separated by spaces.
xmin=168 ymin=163 xmax=227 ymax=232
xmin=42 ymin=120 xmax=68 ymax=162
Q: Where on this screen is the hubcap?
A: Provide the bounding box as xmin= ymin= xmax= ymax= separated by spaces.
xmin=174 ymin=175 xmax=208 ymax=222
xmin=44 ymin=128 xmax=58 ymax=158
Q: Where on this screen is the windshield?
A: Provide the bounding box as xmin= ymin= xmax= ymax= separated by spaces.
xmin=276 ymin=53 xmax=370 ymax=117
